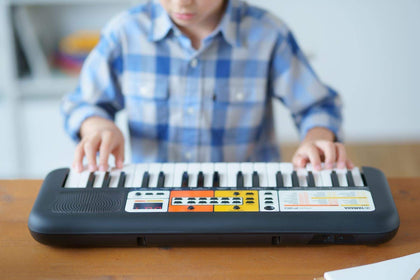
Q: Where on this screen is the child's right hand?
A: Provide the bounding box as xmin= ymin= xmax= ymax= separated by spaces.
xmin=73 ymin=116 xmax=125 ymax=172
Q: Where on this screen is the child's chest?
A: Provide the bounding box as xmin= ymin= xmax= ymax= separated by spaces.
xmin=119 ymin=37 xmax=274 ymax=105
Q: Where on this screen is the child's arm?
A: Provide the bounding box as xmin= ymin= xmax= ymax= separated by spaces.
xmin=292 ymin=127 xmax=354 ymax=171
xmin=268 ymin=22 xmax=348 ymax=168
xmin=73 ymin=116 xmax=124 ymax=172
xmin=61 ymin=21 xmax=125 ymax=172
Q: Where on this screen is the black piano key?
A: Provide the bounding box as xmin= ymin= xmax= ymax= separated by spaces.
xmin=291 ymin=171 xmax=300 ymax=187
xmin=212 ymin=171 xmax=220 ymax=187
xmin=346 ymin=170 xmax=355 ymax=187
xmin=141 ymin=171 xmax=150 ymax=188
xmin=197 ymin=171 xmax=204 ymax=187
xmin=117 ymin=171 xmax=126 ymax=188
xmin=331 ymin=171 xmax=340 ymax=187
xmin=157 ymin=171 xmax=165 ymax=187
xmin=86 ymin=172 xmax=95 ymax=188
xmin=252 ymin=171 xmax=260 ymax=187
xmin=236 ymin=171 xmax=244 ymax=187
xmin=307 ymin=171 xmax=316 ymax=187
xmin=181 ymin=171 xmax=189 ymax=188
xmin=276 ymin=171 xmax=284 ymax=187
xmin=102 ymin=171 xmax=110 ymax=188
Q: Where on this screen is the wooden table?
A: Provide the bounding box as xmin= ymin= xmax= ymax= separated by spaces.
xmin=1 ymin=178 xmax=419 ymax=280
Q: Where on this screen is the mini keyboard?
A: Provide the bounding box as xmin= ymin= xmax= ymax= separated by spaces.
xmin=28 ymin=163 xmax=400 ymax=247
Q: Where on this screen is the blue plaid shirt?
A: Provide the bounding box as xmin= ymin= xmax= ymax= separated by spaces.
xmin=61 ymin=0 xmax=342 ymax=163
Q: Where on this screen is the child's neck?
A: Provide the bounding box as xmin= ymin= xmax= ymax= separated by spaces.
xmin=178 ymin=26 xmax=210 ymax=50
xmin=176 ymin=2 xmax=226 ymax=50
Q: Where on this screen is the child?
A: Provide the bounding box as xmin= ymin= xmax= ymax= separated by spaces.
xmin=62 ymin=0 xmax=353 ymax=173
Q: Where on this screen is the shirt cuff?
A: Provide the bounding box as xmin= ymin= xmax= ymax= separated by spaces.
xmin=299 ymin=112 xmax=343 ymax=143
xmin=65 ymin=105 xmax=113 ymax=142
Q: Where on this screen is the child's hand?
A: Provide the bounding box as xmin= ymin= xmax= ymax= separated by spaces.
xmin=292 ymin=127 xmax=354 ymax=171
xmin=73 ymin=116 xmax=125 ymax=172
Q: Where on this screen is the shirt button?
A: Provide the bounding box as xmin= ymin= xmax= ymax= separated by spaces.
xmin=187 ymin=106 xmax=194 ymax=115
xmin=140 ymin=86 xmax=148 ymax=95
xmin=185 ymin=152 xmax=192 ymax=160
xmin=236 ymin=92 xmax=244 ymax=101
xmin=190 ymin=58 xmax=198 ymax=68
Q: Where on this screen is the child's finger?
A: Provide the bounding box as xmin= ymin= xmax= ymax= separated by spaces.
xmin=335 ymin=143 xmax=347 ymax=169
xmin=346 ymin=159 xmax=355 ymax=169
xmin=315 ymin=141 xmax=336 ymax=169
xmin=98 ymin=132 xmax=113 ymax=171
xmin=73 ymin=142 xmax=86 ymax=172
xmin=292 ymin=153 xmax=308 ymax=168
xmin=113 ymin=144 xmax=125 ymax=169
xmin=84 ymin=138 xmax=100 ymax=172
xmin=305 ymin=144 xmax=322 ymax=170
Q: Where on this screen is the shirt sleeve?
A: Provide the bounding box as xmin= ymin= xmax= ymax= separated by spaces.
xmin=269 ymin=29 xmax=343 ymax=141
xmin=60 ymin=28 xmax=124 ymax=142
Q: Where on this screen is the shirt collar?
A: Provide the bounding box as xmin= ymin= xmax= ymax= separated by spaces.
xmin=148 ymin=0 xmax=174 ymax=42
xmin=148 ymin=0 xmax=242 ymax=47
xmin=216 ymin=0 xmax=241 ymax=47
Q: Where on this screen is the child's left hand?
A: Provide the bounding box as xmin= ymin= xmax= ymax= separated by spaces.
xmin=292 ymin=127 xmax=354 ymax=171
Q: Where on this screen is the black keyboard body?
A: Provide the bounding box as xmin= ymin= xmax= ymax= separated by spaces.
xmin=28 ymin=166 xmax=399 ymax=247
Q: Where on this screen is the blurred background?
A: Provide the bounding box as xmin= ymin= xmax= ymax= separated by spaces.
xmin=0 ymin=0 xmax=419 ymax=179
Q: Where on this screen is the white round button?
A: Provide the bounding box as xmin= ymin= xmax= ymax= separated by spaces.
xmin=235 ymin=92 xmax=244 ymax=101
xmin=190 ymin=58 xmax=198 ymax=68
xmin=185 ymin=152 xmax=192 ymax=160
xmin=140 ymin=86 xmax=148 ymax=94
xmin=187 ymin=107 xmax=194 ymax=115
xmin=140 ymin=86 xmax=151 ymax=97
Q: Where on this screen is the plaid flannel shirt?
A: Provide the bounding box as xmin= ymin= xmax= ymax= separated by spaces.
xmin=61 ymin=0 xmax=342 ymax=163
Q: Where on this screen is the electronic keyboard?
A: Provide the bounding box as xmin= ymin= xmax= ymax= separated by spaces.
xmin=28 ymin=163 xmax=400 ymax=247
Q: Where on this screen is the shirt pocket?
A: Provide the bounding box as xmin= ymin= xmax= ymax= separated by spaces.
xmin=122 ymin=78 xmax=169 ymax=127
xmin=213 ymin=81 xmax=267 ymax=129
xmin=122 ymin=77 xmax=169 ymax=100
xmin=214 ymin=81 xmax=266 ymax=104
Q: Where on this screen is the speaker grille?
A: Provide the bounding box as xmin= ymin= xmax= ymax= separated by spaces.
xmin=51 ymin=190 xmax=124 ymax=214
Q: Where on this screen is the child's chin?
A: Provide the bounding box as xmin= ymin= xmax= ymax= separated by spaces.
xmin=171 ymin=14 xmax=196 ymax=25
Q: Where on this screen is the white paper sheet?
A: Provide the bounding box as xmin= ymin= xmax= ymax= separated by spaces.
xmin=324 ymin=252 xmax=420 ymax=280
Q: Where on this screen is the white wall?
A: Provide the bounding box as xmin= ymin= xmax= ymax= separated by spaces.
xmin=247 ymin=0 xmax=420 ymax=142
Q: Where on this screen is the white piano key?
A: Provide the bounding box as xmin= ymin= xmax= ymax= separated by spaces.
xmin=296 ymin=168 xmax=308 ymax=187
xmin=174 ymin=163 xmax=188 ymax=188
xmin=108 ymin=167 xmax=121 ymax=188
xmin=121 ymin=164 xmax=136 ymax=188
xmin=92 ymin=171 xmax=106 ymax=188
xmin=71 ymin=163 xmax=366 ymax=190
xmin=279 ymin=162 xmax=293 ymax=187
xmin=148 ymin=163 xmax=162 ymax=188
xmin=253 ymin=162 xmax=268 ymax=187
xmin=226 ymin=162 xmax=240 ymax=187
xmin=320 ymin=169 xmax=333 ymax=187
xmin=133 ymin=163 xmax=149 ymax=187
xmin=76 ymin=169 xmax=92 ymax=188
xmin=266 ymin=162 xmax=280 ymax=187
xmin=214 ymin=162 xmax=228 ymax=187
xmin=187 ymin=163 xmax=201 ymax=187
xmin=240 ymin=162 xmax=254 ymax=187
xmin=313 ymin=171 xmax=323 ymax=187
xmin=335 ymin=168 xmax=348 ymax=187
xmin=64 ymin=168 xmax=82 ymax=188
xmin=161 ymin=163 xmax=175 ymax=188
xmin=351 ymin=167 xmax=364 ymax=186
xmin=200 ymin=163 xmax=214 ymax=187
